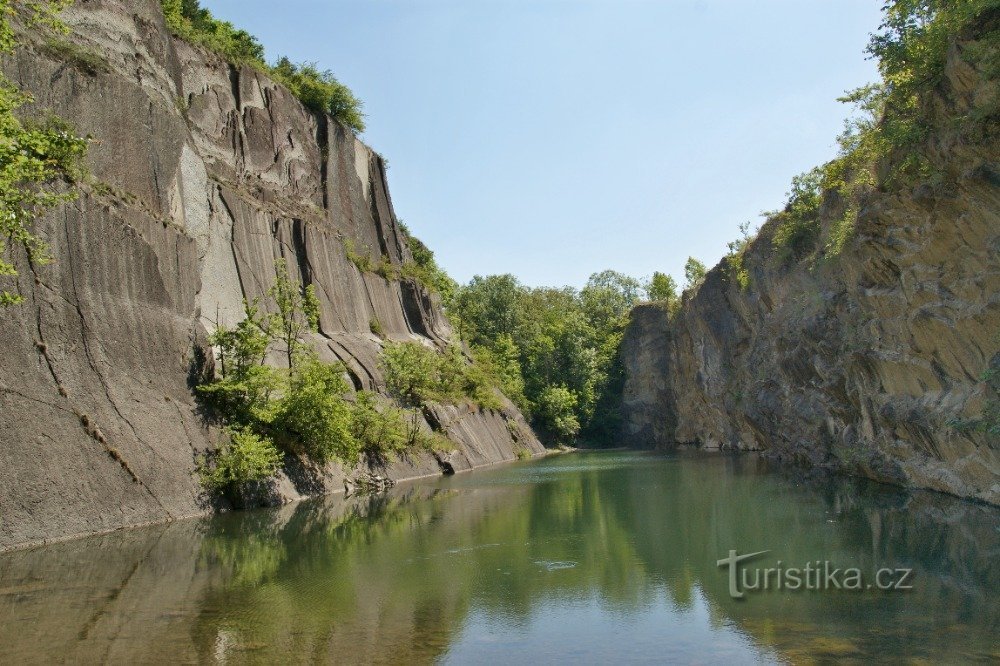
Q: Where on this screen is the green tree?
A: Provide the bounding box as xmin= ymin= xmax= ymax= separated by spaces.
xmin=452 ymin=274 xmax=523 ymax=346
xmin=0 ymin=0 xmax=87 ymax=306
xmin=535 ymin=385 xmax=581 ymax=443
xmin=267 ymin=261 xmax=320 ymax=369
xmin=683 ymin=257 xmax=707 ymax=291
xmin=645 ymin=271 xmax=678 ymax=306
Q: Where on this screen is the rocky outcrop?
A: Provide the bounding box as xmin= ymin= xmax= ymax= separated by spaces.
xmin=0 ymin=0 xmax=542 ymax=551
xmin=621 ymin=34 xmax=1000 ymax=504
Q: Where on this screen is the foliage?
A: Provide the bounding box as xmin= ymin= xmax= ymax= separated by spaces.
xmin=159 ymin=0 xmax=365 ymax=132
xmin=724 ymin=221 xmax=754 ymax=290
xmin=683 ymin=257 xmax=707 ymax=291
xmin=769 ymin=168 xmax=824 ymax=261
xmin=199 ymin=426 xmax=283 ymax=494
xmin=272 ymin=356 xmax=358 ymax=463
xmin=450 ymin=269 xmax=645 ymax=445
xmin=196 ymin=267 xmax=455 ymax=493
xmin=379 ymin=341 xmax=501 ymax=410
xmin=41 ymin=36 xmax=108 ymax=75
xmin=768 ymin=1 xmax=1000 ymax=265
xmin=645 ymin=271 xmax=679 ymax=311
xmin=342 ymin=237 xmax=374 ymax=272
xmin=0 ymin=0 xmax=88 ymax=307
xmin=267 ymin=261 xmax=320 ymax=368
xmin=534 ymin=385 xmax=581 ymax=443
xmin=271 ymin=58 xmax=365 ymax=133
xmin=398 ymin=222 xmax=458 ymax=304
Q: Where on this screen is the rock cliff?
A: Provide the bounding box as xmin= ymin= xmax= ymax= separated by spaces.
xmin=621 ymin=32 xmax=1000 ymax=504
xmin=0 ymin=0 xmax=542 ymax=551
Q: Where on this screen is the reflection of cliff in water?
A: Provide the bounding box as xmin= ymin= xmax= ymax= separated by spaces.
xmin=0 ymin=453 xmax=996 ymax=663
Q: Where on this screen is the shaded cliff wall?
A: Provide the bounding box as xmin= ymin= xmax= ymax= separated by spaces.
xmin=0 ymin=0 xmax=542 ymax=551
xmin=621 ymin=37 xmax=999 ymax=504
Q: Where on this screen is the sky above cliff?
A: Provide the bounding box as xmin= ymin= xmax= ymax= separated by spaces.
xmin=202 ymin=0 xmax=882 ymax=289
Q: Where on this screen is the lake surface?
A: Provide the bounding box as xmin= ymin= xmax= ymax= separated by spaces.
xmin=1 ymin=451 xmax=997 ymax=664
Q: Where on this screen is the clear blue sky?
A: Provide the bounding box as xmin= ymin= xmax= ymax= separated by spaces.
xmin=202 ymin=0 xmax=882 ymax=289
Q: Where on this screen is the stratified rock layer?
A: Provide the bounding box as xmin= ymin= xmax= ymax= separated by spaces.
xmin=0 ymin=1 xmax=542 ymax=551
xmin=621 ymin=35 xmax=999 ymax=504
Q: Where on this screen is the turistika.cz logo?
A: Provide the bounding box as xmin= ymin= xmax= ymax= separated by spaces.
xmin=716 ymin=550 xmax=914 ymax=599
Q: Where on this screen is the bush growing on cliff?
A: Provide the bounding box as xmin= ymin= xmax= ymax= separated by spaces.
xmin=199 ymin=427 xmax=283 ymax=495
xmin=398 ymin=222 xmax=459 ymax=304
xmin=272 ymin=356 xmax=358 ymax=463
xmin=379 ymin=340 xmax=502 ymax=410
xmin=196 ymin=265 xmax=452 ymax=494
xmin=0 ymin=0 xmax=88 ymax=307
xmin=159 ymin=0 xmax=366 ymax=132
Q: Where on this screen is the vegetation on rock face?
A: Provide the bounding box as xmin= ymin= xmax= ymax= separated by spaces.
xmin=764 ymin=0 xmax=1000 ymax=265
xmin=196 ymin=263 xmax=456 ymax=498
xmin=0 ymin=0 xmax=88 ymax=307
xmin=159 ymin=0 xmax=365 ymax=132
xmin=380 ymin=340 xmax=502 ymax=411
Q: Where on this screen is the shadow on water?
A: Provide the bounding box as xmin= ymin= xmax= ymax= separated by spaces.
xmin=0 ymin=451 xmax=997 ymax=663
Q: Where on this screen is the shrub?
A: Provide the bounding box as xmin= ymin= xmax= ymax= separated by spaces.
xmin=343 ymin=238 xmax=374 ymax=272
xmin=351 ymin=391 xmax=413 ymax=461
xmin=159 ymin=1 xmax=365 ymax=132
xmin=724 ymin=221 xmax=754 ymax=290
xmin=398 ymin=223 xmax=458 ymax=303
xmin=199 ymin=426 xmax=283 ymax=493
xmin=161 ymin=0 xmax=265 ymax=65
xmin=272 ymin=357 xmax=358 ymax=463
xmin=271 ymin=58 xmax=365 ymax=132
xmin=380 ymin=341 xmax=502 ymax=410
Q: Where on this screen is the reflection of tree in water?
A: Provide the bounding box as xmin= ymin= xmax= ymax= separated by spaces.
xmin=5 ymin=453 xmax=993 ymax=663
xmin=189 ymin=453 xmax=998 ymax=663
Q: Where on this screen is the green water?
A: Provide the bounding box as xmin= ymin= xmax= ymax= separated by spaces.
xmin=0 ymin=451 xmax=997 ymax=664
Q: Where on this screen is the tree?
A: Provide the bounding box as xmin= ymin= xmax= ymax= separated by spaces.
xmin=452 ymin=274 xmax=523 ymax=346
xmin=580 ymin=270 xmax=643 ymax=337
xmin=535 ymin=386 xmax=581 ymax=443
xmin=268 ymin=261 xmax=320 ymax=368
xmin=645 ymin=272 xmax=678 ymax=307
xmin=684 ymin=257 xmax=707 ymax=291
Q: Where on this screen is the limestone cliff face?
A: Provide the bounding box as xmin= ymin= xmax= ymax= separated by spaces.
xmin=621 ymin=37 xmax=1000 ymax=504
xmin=0 ymin=0 xmax=542 ymax=551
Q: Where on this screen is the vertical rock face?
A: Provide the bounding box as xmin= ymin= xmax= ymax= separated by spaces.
xmin=621 ymin=36 xmax=1000 ymax=504
xmin=0 ymin=1 xmax=542 ymax=551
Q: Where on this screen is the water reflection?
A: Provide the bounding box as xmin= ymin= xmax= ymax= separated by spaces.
xmin=0 ymin=452 xmax=996 ymax=664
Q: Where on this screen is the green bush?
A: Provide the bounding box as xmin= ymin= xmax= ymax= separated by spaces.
xmin=199 ymin=426 xmax=283 ymax=493
xmin=272 ymin=356 xmax=358 ymax=463
xmin=379 ymin=340 xmax=499 ymax=409
xmin=159 ymin=1 xmax=365 ymax=132
xmin=398 ymin=223 xmax=459 ymax=304
xmin=271 ymin=58 xmax=365 ymax=133
xmin=724 ymin=221 xmax=754 ymax=290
